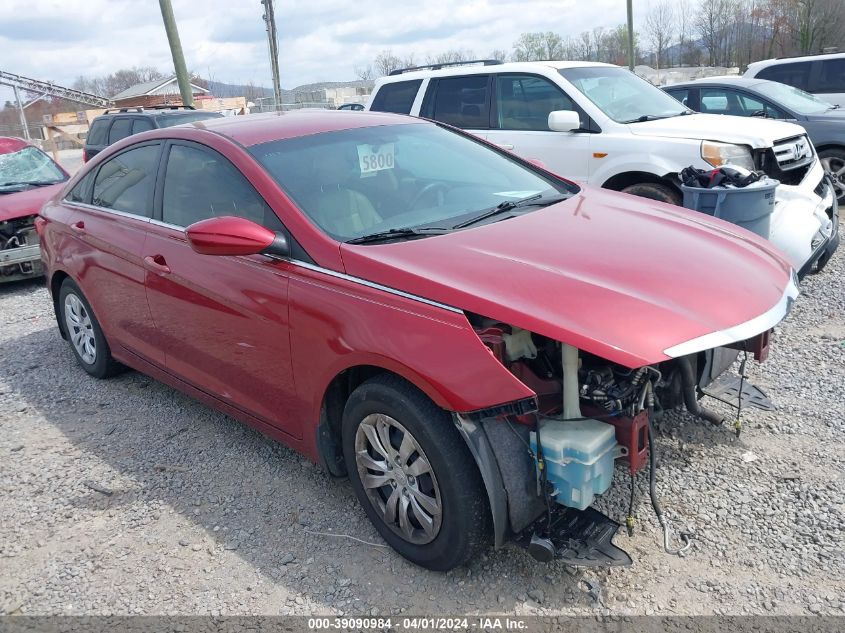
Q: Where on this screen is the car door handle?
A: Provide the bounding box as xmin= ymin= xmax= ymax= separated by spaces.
xmin=70 ymin=221 xmax=85 ymax=233
xmin=143 ymin=255 xmax=171 ymax=274
xmin=493 ymin=143 xmax=514 ymax=150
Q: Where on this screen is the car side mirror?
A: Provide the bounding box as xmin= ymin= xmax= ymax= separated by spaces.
xmin=185 ymin=216 xmax=290 ymax=258
xmin=548 ymin=110 xmax=581 ymax=132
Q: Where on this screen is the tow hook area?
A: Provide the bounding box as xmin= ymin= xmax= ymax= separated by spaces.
xmin=516 ymin=506 xmax=632 ymax=567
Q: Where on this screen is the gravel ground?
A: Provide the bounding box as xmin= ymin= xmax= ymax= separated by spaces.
xmin=0 ymin=247 xmax=843 ymax=618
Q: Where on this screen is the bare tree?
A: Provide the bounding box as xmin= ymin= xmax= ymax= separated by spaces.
xmin=373 ymin=50 xmax=402 ymax=76
xmin=354 ymin=64 xmax=375 ymax=81
xmin=425 ymin=49 xmax=476 ymax=65
xmin=792 ymin=0 xmax=845 ymax=53
xmin=512 ymin=32 xmax=565 ymax=61
xmin=696 ymin=0 xmax=728 ymax=65
xmin=73 ymin=66 xmax=165 ymax=97
xmin=646 ymin=1 xmax=676 ymax=68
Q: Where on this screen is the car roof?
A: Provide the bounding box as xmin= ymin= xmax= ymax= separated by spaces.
xmin=0 ymin=136 xmax=31 ymax=155
xmin=747 ymin=51 xmax=844 ymax=70
xmin=96 ymin=108 xmax=223 ymax=119
xmin=379 ymin=60 xmax=615 ymax=82
xmin=665 ymin=76 xmax=769 ymax=89
xmin=179 ymin=110 xmax=428 ymax=147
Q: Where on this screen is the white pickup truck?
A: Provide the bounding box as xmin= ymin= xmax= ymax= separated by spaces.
xmin=366 ymin=60 xmax=838 ymax=276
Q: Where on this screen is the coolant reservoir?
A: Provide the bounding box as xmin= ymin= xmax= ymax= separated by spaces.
xmin=530 ymin=419 xmax=622 ymax=511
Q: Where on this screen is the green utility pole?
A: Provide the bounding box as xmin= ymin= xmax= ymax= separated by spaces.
xmin=626 ymin=0 xmax=635 ymax=71
xmin=158 ymin=0 xmax=194 ymax=107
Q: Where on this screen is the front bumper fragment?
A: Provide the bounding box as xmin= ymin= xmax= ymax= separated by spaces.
xmin=798 ymin=191 xmax=839 ymax=278
xmin=0 ymin=243 xmax=40 ymax=267
xmin=516 ymin=506 xmax=632 ymax=567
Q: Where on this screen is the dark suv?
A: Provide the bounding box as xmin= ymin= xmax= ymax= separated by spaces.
xmin=83 ymin=106 xmax=224 ymax=162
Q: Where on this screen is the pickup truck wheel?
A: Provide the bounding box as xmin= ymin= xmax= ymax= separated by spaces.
xmin=59 ymin=279 xmax=121 ymax=379
xmin=342 ymin=375 xmax=492 ymax=571
xmin=621 ymin=182 xmax=682 ymax=206
xmin=819 ymin=148 xmax=845 ymax=204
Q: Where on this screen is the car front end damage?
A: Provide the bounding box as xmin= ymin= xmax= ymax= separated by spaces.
xmin=0 ymin=214 xmax=42 ymax=283
xmin=453 ymin=276 xmax=798 ymax=567
xmin=755 ymin=137 xmax=838 ymax=277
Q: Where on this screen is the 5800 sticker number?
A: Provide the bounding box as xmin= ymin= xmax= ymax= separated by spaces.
xmin=357 ymin=143 xmax=395 ymax=173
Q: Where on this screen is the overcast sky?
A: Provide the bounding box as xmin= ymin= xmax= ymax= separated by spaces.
xmin=1 ymin=0 xmax=635 ymax=104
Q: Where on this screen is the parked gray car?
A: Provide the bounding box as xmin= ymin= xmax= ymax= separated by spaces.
xmin=664 ymin=76 xmax=845 ymax=204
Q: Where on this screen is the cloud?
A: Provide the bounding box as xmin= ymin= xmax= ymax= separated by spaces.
xmin=1 ymin=0 xmax=633 ymax=103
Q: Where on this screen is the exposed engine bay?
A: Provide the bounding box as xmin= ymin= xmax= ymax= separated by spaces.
xmin=466 ymin=313 xmax=773 ymax=567
xmin=0 ymin=215 xmax=42 ymax=283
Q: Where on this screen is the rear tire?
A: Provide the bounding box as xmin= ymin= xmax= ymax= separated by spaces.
xmin=621 ymin=182 xmax=682 ymax=206
xmin=818 ymin=148 xmax=845 ymax=205
xmin=342 ymin=374 xmax=492 ymax=571
xmin=58 ymin=279 xmax=121 ymax=379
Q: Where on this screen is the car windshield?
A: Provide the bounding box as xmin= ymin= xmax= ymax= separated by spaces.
xmin=250 ymin=123 xmax=576 ymax=242
xmin=560 ymin=66 xmax=690 ymax=123
xmin=155 ymin=112 xmax=225 ymax=128
xmin=753 ymin=81 xmax=834 ymax=115
xmin=0 ymin=146 xmax=66 ymax=189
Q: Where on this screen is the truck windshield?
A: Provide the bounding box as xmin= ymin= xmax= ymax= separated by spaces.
xmin=560 ymin=66 xmax=690 ymax=123
xmin=0 ymin=146 xmax=67 ymax=189
xmin=754 ymin=82 xmax=833 ymax=115
xmin=250 ymin=122 xmax=576 ymax=242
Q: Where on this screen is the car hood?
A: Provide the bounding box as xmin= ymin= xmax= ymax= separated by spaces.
xmin=628 ymin=113 xmax=807 ymax=147
xmin=803 ymin=109 xmax=845 ymax=122
xmin=0 ymin=183 xmax=64 ymax=222
xmin=340 ymin=186 xmax=796 ymax=368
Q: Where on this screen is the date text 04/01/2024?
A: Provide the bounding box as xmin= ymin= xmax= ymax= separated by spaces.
xmin=307 ymin=617 xmax=529 ymax=630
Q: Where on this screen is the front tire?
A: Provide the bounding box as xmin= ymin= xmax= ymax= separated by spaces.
xmin=819 ymin=148 xmax=845 ymax=205
xmin=621 ymin=182 xmax=682 ymax=206
xmin=342 ymin=375 xmax=491 ymax=571
xmin=59 ymin=279 xmax=121 ymax=379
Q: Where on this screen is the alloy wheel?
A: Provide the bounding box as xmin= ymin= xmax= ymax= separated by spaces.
xmin=820 ymin=155 xmax=845 ymax=202
xmin=354 ymin=413 xmax=443 ymax=544
xmin=64 ymin=293 xmax=97 ymax=365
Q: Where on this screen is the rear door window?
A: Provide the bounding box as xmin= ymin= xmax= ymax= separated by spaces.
xmin=817 ymin=58 xmax=845 ymax=93
xmin=92 ymin=144 xmax=160 ymax=217
xmin=431 ymin=75 xmax=490 ymax=129
xmin=108 ymin=118 xmax=134 ymax=144
xmin=86 ymin=119 xmax=110 ymax=146
xmin=495 ymin=74 xmax=575 ymax=131
xmin=369 ymin=80 xmax=422 ymax=114
xmin=133 ymin=118 xmax=155 ymax=134
xmin=757 ymin=62 xmax=811 ymax=91
xmin=700 ymin=88 xmax=731 ymax=114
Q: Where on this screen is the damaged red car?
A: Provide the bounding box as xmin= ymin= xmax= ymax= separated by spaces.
xmin=38 ymin=111 xmax=798 ymax=570
xmin=1 ymin=137 xmax=69 ymax=283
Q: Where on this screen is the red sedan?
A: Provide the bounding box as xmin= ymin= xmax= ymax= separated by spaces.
xmin=38 ymin=111 xmax=797 ymax=570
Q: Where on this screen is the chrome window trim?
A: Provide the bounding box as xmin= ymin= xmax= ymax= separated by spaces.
xmin=149 ymin=218 xmax=186 ymax=231
xmin=270 ymin=256 xmax=463 ymax=314
xmin=62 ymin=201 xmax=460 ymax=314
xmin=63 ymin=201 xmax=152 ymax=223
xmin=664 ymin=274 xmax=799 ymax=358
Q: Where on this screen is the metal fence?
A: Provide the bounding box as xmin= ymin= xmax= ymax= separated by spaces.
xmin=249 ymin=98 xmax=335 ymax=113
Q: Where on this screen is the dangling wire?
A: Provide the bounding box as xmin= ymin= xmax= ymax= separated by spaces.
xmin=735 ymin=345 xmax=749 ymax=438
xmin=645 ymin=379 xmax=693 ymax=556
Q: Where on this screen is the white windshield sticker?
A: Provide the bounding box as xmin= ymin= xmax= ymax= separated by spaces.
xmin=357 ymin=143 xmax=395 ymax=174
xmin=492 ymin=190 xmax=542 ymax=198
